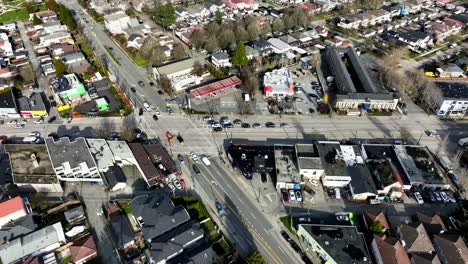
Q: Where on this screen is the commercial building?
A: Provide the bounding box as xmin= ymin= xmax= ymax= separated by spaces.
xmin=430 ymin=82 xmax=468 ymax=118
xmin=263 ymin=67 xmax=294 ymax=99
xmin=17 ymin=93 xmax=48 ymax=118
xmin=274 ymin=145 xmax=301 ymax=190
xmin=0 ymin=196 xmax=28 ymax=228
xmin=295 ymin=144 xmax=324 ymax=180
xmin=50 ymin=73 xmax=87 ymax=102
xmin=153 ymin=58 xmax=203 ymax=91
xmin=45 ymin=137 xmax=102 ymax=183
xmin=322 ymin=47 xmax=398 ymax=114
xmin=316 ymin=142 xmax=351 ymax=187
xmin=4 ymin=144 xmax=62 ymax=192
xmin=0 ymin=88 xmax=20 ymax=119
xmin=297 ymin=224 xmax=372 ymax=264
xmin=190 ymin=76 xmax=242 ymax=98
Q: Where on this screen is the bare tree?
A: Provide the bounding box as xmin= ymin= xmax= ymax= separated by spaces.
xmin=93 ymin=119 xmax=116 ymax=139
xmin=435 ymin=133 xmax=449 ymax=156
xmin=159 ymin=74 xmax=174 ymax=96
xmin=191 ymin=61 xmax=205 ymax=76
xmin=19 ymin=64 xmax=35 ymax=82
xmin=399 ymin=126 xmax=413 ymax=142
xmin=140 ymin=36 xmax=158 ymax=58
xmin=150 ymin=45 xmax=166 ymax=66
xmin=172 ymin=43 xmax=186 ymax=60
xmin=120 ymin=116 xmax=137 ymax=142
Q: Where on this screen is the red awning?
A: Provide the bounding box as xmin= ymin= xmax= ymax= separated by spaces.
xmin=191 ymin=76 xmax=242 ymax=97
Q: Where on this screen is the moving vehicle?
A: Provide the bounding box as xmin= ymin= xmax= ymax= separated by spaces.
xmin=34 ymin=118 xmax=44 ymax=124
xmin=7 ymin=120 xmax=17 ymax=125
xmin=261 ymin=173 xmax=267 ymax=183
xmin=280 ymin=230 xmax=291 ymax=241
xmin=458 ymin=137 xmax=468 ymax=147
xmin=29 ymin=132 xmax=41 ymax=137
xmin=202 ymin=156 xmax=211 ymax=166
xmin=138 ymin=108 xmax=143 ymax=116
xmin=425 ymin=130 xmax=439 ymax=137
xmin=190 ymin=152 xmax=199 ymax=161
xmin=177 ymin=154 xmax=184 ymax=163
xmin=18 ymin=120 xmax=27 ymax=125
xmin=152 ymin=114 xmax=158 ymax=121
xmin=130 ymin=87 xmax=136 ymax=93
xmin=177 ymin=133 xmax=184 ymax=145
xmin=15 ymin=124 xmax=25 ymax=129
xmin=192 ymin=164 xmax=201 ymax=174
xmin=143 ymin=101 xmax=151 ymax=112
xmin=138 ymin=81 xmax=145 ymax=86
xmin=166 ymin=131 xmax=174 ymax=142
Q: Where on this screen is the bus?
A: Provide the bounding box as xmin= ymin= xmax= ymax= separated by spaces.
xmin=458 ymin=137 xmax=468 ymax=147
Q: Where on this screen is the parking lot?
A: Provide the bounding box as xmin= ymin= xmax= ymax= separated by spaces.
xmin=287 ymin=66 xmax=323 ymax=115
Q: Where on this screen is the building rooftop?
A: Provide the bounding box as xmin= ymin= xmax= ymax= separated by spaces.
xmin=296 ymin=144 xmax=323 ymax=170
xmin=211 ymin=50 xmax=230 ymax=60
xmin=128 ymin=143 xmax=161 ymax=186
xmin=16 ymin=93 xmax=47 ymax=112
xmin=109 ymin=213 xmax=134 ymax=248
xmin=86 ymin=139 xmax=114 ymax=172
xmin=274 ymin=145 xmax=300 ymax=183
xmin=316 ymin=142 xmax=349 ymax=176
xmin=0 ymin=214 xmax=37 ymax=241
xmin=399 ymin=222 xmax=434 ymax=253
xmin=433 ymin=234 xmax=468 ymax=264
xmin=0 ymin=88 xmax=17 ymax=110
xmin=45 ymin=137 xmax=98 ymax=174
xmin=348 ymin=165 xmax=377 ymax=196
xmin=69 ymin=235 xmax=97 ymax=264
xmin=373 ymin=235 xmax=410 ymax=264
xmin=155 ymin=58 xmax=196 ymax=76
xmin=435 ymin=82 xmax=468 ymax=100
xmin=263 ymin=67 xmax=293 ymax=94
xmin=143 ymin=143 xmax=178 ymax=177
xmin=105 ymin=165 xmax=126 ymax=187
xmin=299 ymin=224 xmax=372 ymax=264
xmin=107 ymin=141 xmax=135 ymax=162
xmin=4 ymin=144 xmax=57 ymax=184
xmin=0 ymin=222 xmax=65 ymax=264
xmin=129 ymin=193 xmax=190 ymax=241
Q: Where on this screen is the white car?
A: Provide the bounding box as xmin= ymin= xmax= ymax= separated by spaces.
xmin=29 ymin=131 xmax=41 ymax=137
xmin=143 ymin=101 xmax=151 ymax=112
xmin=414 ymin=192 xmax=424 ymax=204
xmin=311 ymin=180 xmax=319 ymax=187
xmin=15 ymin=124 xmax=25 ymax=129
xmin=289 ymin=190 xmax=296 ymax=201
xmin=34 ymin=119 xmax=44 ymax=124
xmin=18 ymin=120 xmax=27 ymax=125
xmin=7 ymin=120 xmax=17 ymax=125
xmin=155 ymin=111 xmax=161 ymax=116
xmin=440 ymin=192 xmax=449 ymax=202
xmin=190 ymin=152 xmax=199 ymax=161
xmin=167 ymin=182 xmax=175 ymax=191
xmin=434 ymin=192 xmax=442 ymax=202
xmin=173 ymin=179 xmax=182 ymax=189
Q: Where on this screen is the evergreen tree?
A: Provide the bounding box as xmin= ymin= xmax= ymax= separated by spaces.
xmin=232 ymin=41 xmax=248 ymax=67
xmin=53 ymin=59 xmax=67 ymax=75
xmin=153 ymin=3 xmax=176 ymax=29
xmin=45 ymin=0 xmax=59 ymax=12
xmin=32 ymin=15 xmax=42 ymax=25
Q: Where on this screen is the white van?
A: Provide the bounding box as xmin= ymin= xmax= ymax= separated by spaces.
xmin=202 ymin=156 xmax=211 ymax=166
xmin=458 ymin=137 xmax=468 ymax=147
xmin=439 ymin=155 xmax=452 ymax=171
xmin=334 ymin=188 xmax=341 ymax=199
xmin=23 ymin=136 xmax=39 ymax=143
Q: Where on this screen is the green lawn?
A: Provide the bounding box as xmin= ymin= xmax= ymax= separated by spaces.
xmin=132 ymin=52 xmax=149 ymax=66
xmin=172 ymin=195 xmax=210 ymax=221
xmin=280 ymin=216 xmax=294 ymax=232
xmin=0 ymin=9 xmax=28 ymax=23
xmin=201 ymin=219 xmax=216 ymax=234
xmin=119 ymin=201 xmax=132 ymax=215
xmin=212 ymin=239 xmax=231 ymax=256
xmin=60 ymin=256 xmax=71 ymax=264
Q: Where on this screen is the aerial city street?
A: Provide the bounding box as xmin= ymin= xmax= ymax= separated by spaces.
xmin=0 ymin=0 xmax=467 ymax=263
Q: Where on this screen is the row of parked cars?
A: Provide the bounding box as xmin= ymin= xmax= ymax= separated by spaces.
xmin=204 ymin=116 xmax=292 ymax=131
xmin=281 ymin=189 xmax=303 ymax=203
xmin=280 ymin=230 xmax=313 ymax=264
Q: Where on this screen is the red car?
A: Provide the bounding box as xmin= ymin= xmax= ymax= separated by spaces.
xmin=282 ymin=191 xmax=289 ymax=203
xmin=180 ymin=179 xmax=186 ymax=188
xmin=166 ymin=131 xmax=174 ymax=142
xmin=0 ymin=135 xmax=7 ymax=143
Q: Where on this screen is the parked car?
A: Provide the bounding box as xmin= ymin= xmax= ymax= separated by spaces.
xmin=173 ymin=179 xmax=182 ymax=189
xmin=190 ymin=152 xmax=199 ymax=161
xmin=213 ymin=127 xmax=223 ymax=132
xmin=440 ymin=192 xmax=449 ymax=202
xmin=282 ymin=191 xmax=289 ymax=203
xmin=336 ymin=215 xmax=349 ymax=221
xmin=233 ymin=119 xmax=242 ymax=125
xmin=253 ymin=123 xmax=261 ymax=128
xmin=280 ymin=230 xmax=291 ymax=241
xmin=152 ymin=114 xmax=159 ymax=121
xmin=203 ymin=116 xmax=212 ymax=121
xmin=261 ymin=173 xmax=267 ymax=183
xmin=138 ymin=108 xmax=143 ymax=116
xmin=165 ymin=131 xmax=174 ymax=142
xmin=265 ymin=122 xmax=276 ymax=128
xmin=207 ymin=120 xmax=216 ymax=125
xmin=303 ymin=186 xmax=315 ymax=196
xmin=15 ymin=124 xmax=25 ymax=129
xmin=289 ymin=190 xmax=296 ymax=201
xmin=192 ymin=164 xmax=201 ymax=174
xmin=414 ymin=192 xmax=424 ymax=204
xmin=7 ymin=120 xmax=17 ymax=125
xmin=138 ymin=81 xmax=145 ymax=86
xmin=296 ymin=191 xmax=302 ymax=202
xmin=143 ymin=101 xmax=151 ymax=112
xmin=167 ymin=182 xmax=175 ymax=190
xmin=180 ymin=179 xmax=186 ymax=188
xmin=130 ymin=87 xmax=136 ymax=93
xmin=29 ymin=131 xmax=41 ymax=137
xmin=309 ymin=108 xmax=315 ymax=114
xmin=0 ymin=135 xmax=7 ymax=143
xmin=434 ymin=192 xmax=442 ymax=202
xmin=242 ymin=123 xmax=251 ymax=128
xmin=311 ymin=180 xmax=319 ymax=187
xmin=34 ymin=118 xmax=44 ymax=124
xmin=223 ymin=123 xmax=233 ymax=128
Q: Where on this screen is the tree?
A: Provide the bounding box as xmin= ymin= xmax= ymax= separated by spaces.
xmin=140 ymin=36 xmax=158 ymax=58
xmin=214 ymin=10 xmax=223 ymax=24
xmin=45 ymin=0 xmax=59 ymax=12
xmin=245 ymin=251 xmax=267 ymax=264
xmin=159 ymin=74 xmax=174 ymax=96
xmin=58 ymin=4 xmax=77 ymax=31
xmin=217 ymin=30 xmax=235 ymax=49
xmin=153 ymin=3 xmax=176 ymax=29
xmin=120 ymin=116 xmax=137 ymax=142
xmin=399 ymin=126 xmax=413 ymax=143
xmin=19 ymin=64 xmax=35 ymax=82
xmin=190 ymin=30 xmax=206 ymax=50
xmin=150 ymin=45 xmax=166 ymax=66
xmin=272 ymin=18 xmax=285 ymax=33
xmin=93 ymin=119 xmax=115 ymax=139
xmin=205 ymin=36 xmax=219 ymax=53
xmin=32 ymin=15 xmax=42 ymax=25
xmin=22 ymin=1 xmax=35 ymax=14
xmin=232 ymin=41 xmax=248 ymax=67
xmin=191 ymin=61 xmax=204 ymax=77
xmin=241 ymin=66 xmax=258 ymax=96
xmin=369 ymin=221 xmax=384 ymax=234
xmin=172 ymin=43 xmax=186 ymax=60
xmin=53 ymin=59 xmax=67 ymax=75
xmin=235 ymin=26 xmax=249 ymax=42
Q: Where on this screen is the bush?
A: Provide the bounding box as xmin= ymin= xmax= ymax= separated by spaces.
xmin=171 ymin=196 xmax=209 ymax=221
xmin=206 ymin=64 xmax=228 ymax=79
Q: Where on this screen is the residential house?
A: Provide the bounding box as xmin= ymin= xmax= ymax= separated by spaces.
xmin=224 ymin=0 xmax=259 ymax=10
xmin=211 ymin=50 xmax=232 ymax=68
xmin=105 ymin=165 xmax=127 ymax=192
xmin=267 ymin=38 xmax=292 ymax=54
xmin=37 ymin=31 xmax=74 ymax=48
xmin=69 ymin=235 xmax=98 ymax=264
xmin=436 ymin=63 xmax=465 ymax=78
xmin=371 ymin=235 xmax=411 ymax=264
xmin=432 ymin=234 xmax=468 ymax=264
xmin=45 ymin=137 xmax=102 ymax=182
xmin=443 ymin=14 xmax=468 ymax=27
xmin=4 ymin=144 xmax=63 ymax=192
xmin=397 ymin=222 xmax=435 ymax=255
xmin=298 ymin=2 xmax=322 ymax=14
xmin=61 ymin=51 xmax=86 ymax=66
xmin=153 ymin=58 xmax=202 ymax=91
xmin=245 ymin=45 xmax=259 ymax=60
xmin=0 ymin=67 xmax=18 ymax=79
xmin=31 ymin=10 xmax=58 ymax=23
xmin=50 ymin=43 xmax=80 ymax=58
xmin=348 ymin=164 xmax=377 ymax=201
xmin=50 ymin=73 xmax=87 ymax=102
xmin=252 ymin=39 xmax=273 ymax=57
xmin=127 ymin=34 xmax=144 ymax=49
xmin=392 ymin=30 xmax=434 ymax=51
xmin=0 ymin=88 xmax=20 ymax=118
xmin=430 ymin=82 xmax=468 ymax=118
xmin=297 ymin=224 xmax=372 ymax=264
xmin=427 ymin=21 xmax=463 ymax=42
xmin=104 ymin=13 xmax=131 ymax=35
xmin=0 ymin=196 xmax=28 ymax=228
xmin=363 ymin=209 xmax=390 ymax=233
xmin=415 ymin=213 xmax=447 ymax=238
xmin=0 ymin=32 xmax=14 ymax=57
xmin=0 ymin=212 xmax=37 ymax=242
xmin=128 ymin=143 xmax=161 ymax=187
xmin=0 ymin=222 xmax=66 ymax=264
xmin=129 ymin=194 xmax=190 ymax=242
xmin=64 ymin=206 xmax=86 ymax=223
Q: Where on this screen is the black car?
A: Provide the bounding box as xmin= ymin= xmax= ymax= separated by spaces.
xmin=192 ymin=164 xmax=201 ymax=174
xmin=157 ymin=90 xmax=163 ymax=95
xmin=139 ymin=108 xmax=144 ymax=116
xmin=280 ymin=230 xmax=291 ymax=241
xmin=130 ymin=87 xmax=136 ymax=93
xmin=138 ymin=81 xmax=145 ymax=86
xmin=149 ymin=82 xmax=154 ymax=86
xmin=241 ymin=123 xmax=251 ymax=128
xmin=152 ymin=114 xmax=158 ymax=121
xmin=265 ymin=122 xmax=276 ymax=128
xmin=177 ymin=154 xmax=184 ymax=163
xmin=223 ymin=123 xmax=233 ymax=128
xmin=233 ymin=119 xmax=242 ymax=125
xmin=177 ymin=134 xmax=184 ymax=144
xmin=213 ymin=127 xmax=223 ymax=132
xmin=304 ymin=186 xmax=315 ymax=196
xmin=309 ymin=93 xmax=319 ymax=98
xmin=290 ymin=241 xmax=301 ymax=253
xmin=309 ymin=108 xmax=315 ymax=114
xmin=261 ymin=173 xmax=267 ymax=183
xmin=48 ymin=116 xmax=56 ymax=124
xmin=302 ymin=256 xmax=313 ymax=264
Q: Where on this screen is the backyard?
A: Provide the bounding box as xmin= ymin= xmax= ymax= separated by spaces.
xmin=0 ymin=3 xmax=45 ymax=23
